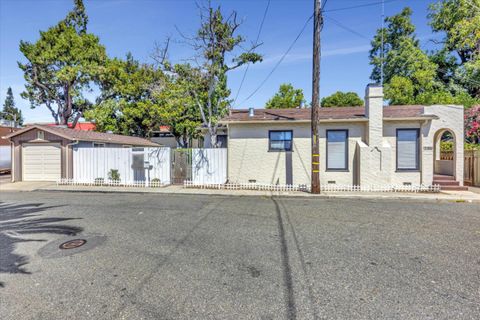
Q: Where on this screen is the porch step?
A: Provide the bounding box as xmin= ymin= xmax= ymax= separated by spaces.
xmin=433 ymin=174 xmax=455 ymax=181
xmin=437 ymin=185 xmax=469 ymax=191
xmin=432 ymin=180 xmax=460 ymax=186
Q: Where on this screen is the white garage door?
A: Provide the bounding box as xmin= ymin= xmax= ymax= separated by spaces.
xmin=23 ymin=144 xmax=61 ymax=181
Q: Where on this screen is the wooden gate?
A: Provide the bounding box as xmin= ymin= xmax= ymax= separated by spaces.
xmin=464 ymin=150 xmax=480 ymax=186
xmin=171 ymin=149 xmax=192 ymax=184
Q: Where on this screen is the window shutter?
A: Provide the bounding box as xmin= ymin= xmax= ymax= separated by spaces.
xmin=327 ymin=131 xmax=347 ymax=170
xmin=397 ymin=130 xmax=418 ymax=169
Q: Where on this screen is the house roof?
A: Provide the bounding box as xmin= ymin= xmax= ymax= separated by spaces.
xmin=4 ymin=125 xmax=160 ymax=147
xmin=0 ymin=126 xmax=19 ymax=146
xmin=220 ymin=105 xmax=432 ymax=123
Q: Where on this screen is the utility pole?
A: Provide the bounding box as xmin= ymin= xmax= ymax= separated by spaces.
xmin=311 ymin=0 xmax=322 ymax=194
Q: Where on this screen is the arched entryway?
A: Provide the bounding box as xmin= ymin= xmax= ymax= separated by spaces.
xmin=433 ymin=129 xmax=464 ymax=190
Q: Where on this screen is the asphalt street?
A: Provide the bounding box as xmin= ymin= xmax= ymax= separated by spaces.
xmin=0 ymin=191 xmax=479 ymax=320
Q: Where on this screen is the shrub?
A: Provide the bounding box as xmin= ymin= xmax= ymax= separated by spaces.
xmin=108 ymin=169 xmax=120 ymax=181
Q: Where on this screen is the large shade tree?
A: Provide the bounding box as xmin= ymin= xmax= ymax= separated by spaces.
xmin=159 ymin=3 xmax=262 ymax=147
xmin=18 ymin=0 xmax=107 ymax=126
xmin=321 ymin=91 xmax=363 ymax=107
xmin=265 ymin=83 xmax=305 ymax=109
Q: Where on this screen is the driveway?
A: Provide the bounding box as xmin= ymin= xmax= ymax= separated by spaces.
xmin=0 ymin=191 xmax=479 ymax=319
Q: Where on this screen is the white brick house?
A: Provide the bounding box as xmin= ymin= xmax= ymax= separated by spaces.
xmin=220 ymin=85 xmax=465 ymax=190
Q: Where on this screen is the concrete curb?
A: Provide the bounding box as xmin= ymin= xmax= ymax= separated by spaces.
xmin=33 ymin=187 xmax=480 ymax=204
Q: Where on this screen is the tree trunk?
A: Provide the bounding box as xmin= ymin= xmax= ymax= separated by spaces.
xmin=209 ymin=129 xmax=218 ymax=148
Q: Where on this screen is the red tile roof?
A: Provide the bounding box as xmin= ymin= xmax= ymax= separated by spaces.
xmin=221 ymin=105 xmax=428 ymax=122
xmin=4 ymin=125 xmax=160 ymax=147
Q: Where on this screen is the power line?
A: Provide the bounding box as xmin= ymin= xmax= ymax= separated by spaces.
xmin=323 ymin=0 xmax=398 ymax=13
xmin=232 ymin=0 xmax=271 ymax=107
xmin=237 ymin=13 xmax=314 ymax=106
xmin=324 ymin=15 xmax=370 ymax=40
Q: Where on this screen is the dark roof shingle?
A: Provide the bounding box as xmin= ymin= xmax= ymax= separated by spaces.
xmin=221 ymin=105 xmax=427 ymax=122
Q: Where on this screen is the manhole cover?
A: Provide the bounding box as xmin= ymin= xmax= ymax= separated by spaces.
xmin=59 ymin=239 xmax=87 ymax=250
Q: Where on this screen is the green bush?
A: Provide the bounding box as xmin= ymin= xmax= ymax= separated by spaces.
xmin=108 ymin=169 xmax=120 ymax=181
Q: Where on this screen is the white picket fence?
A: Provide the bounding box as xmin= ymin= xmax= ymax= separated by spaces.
xmin=72 ymin=147 xmax=171 ymax=185
xmin=191 ymin=148 xmax=227 ymax=184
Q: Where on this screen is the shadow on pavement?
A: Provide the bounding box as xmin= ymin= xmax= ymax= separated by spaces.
xmin=0 ymin=202 xmax=83 ymax=286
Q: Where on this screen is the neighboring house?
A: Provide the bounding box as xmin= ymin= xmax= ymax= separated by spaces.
xmin=0 ymin=126 xmax=19 ymax=172
xmin=151 ymin=125 xmax=228 ymax=148
xmin=5 ymin=125 xmax=159 ymax=182
xmin=24 ymin=121 xmax=96 ymax=131
xmin=220 ymin=85 xmax=465 ymax=190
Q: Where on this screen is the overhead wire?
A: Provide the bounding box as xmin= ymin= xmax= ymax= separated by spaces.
xmin=232 ymin=0 xmax=271 ymax=107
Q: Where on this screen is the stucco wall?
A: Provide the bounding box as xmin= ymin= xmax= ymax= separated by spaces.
xmin=227 ymin=122 xmax=366 ymax=185
xmin=228 ymin=123 xmax=311 ymax=185
xmin=423 ymin=105 xmax=464 ymax=185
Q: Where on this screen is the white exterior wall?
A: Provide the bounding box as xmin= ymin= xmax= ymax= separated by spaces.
xmin=228 ymin=123 xmax=311 ymax=185
xmin=226 ymin=105 xmax=464 ymax=187
xmin=319 ymin=122 xmax=365 ymax=185
xmin=383 ymin=121 xmax=422 ymax=185
xmin=423 ymin=105 xmax=464 ymax=185
xmin=0 ymin=145 xmax=11 ymax=169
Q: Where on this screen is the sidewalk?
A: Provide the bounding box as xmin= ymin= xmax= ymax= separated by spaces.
xmin=3 ymin=181 xmax=479 ymax=203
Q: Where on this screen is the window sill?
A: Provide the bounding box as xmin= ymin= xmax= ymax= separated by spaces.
xmin=268 ymin=149 xmax=293 ymax=152
xmin=395 ymin=169 xmax=420 ymax=172
xmin=326 ymin=169 xmax=349 ymax=172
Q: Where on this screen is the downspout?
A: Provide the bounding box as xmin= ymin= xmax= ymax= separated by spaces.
xmin=66 ymin=140 xmax=79 ymax=181
xmin=10 ymin=140 xmax=15 ymax=182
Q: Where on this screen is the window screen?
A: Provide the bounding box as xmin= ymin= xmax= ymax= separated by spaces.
xmin=269 ymin=131 xmax=292 ymax=151
xmin=327 ymin=130 xmax=348 ymax=170
xmin=397 ymin=129 xmax=419 ymax=170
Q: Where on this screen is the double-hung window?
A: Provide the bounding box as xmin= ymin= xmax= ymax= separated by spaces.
xmin=396 ymin=129 xmax=419 ymax=170
xmin=326 ymin=130 xmax=348 ymax=170
xmin=269 ymin=130 xmax=292 ymax=151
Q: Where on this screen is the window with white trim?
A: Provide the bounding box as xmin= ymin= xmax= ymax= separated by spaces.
xmin=326 ymin=130 xmax=348 ymax=170
xmin=396 ymin=129 xmax=419 ymax=170
xmin=269 ymin=130 xmax=292 ymax=151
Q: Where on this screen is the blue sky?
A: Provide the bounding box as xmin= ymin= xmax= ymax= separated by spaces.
xmin=0 ymin=0 xmax=439 ymax=123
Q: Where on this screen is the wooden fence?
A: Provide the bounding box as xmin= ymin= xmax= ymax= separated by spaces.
xmin=464 ymin=150 xmax=480 ymax=186
xmin=441 ymin=150 xmax=480 ymax=186
xmin=73 ymin=146 xmax=171 ymax=185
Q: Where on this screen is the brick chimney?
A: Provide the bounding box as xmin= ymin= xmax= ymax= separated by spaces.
xmin=365 ymin=84 xmax=384 ymax=147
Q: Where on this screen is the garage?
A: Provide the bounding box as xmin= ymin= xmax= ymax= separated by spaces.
xmin=22 ymin=144 xmax=61 ymax=181
xmin=5 ymin=124 xmax=160 ymax=182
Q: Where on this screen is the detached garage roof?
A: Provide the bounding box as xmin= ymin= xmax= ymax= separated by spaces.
xmin=4 ymin=125 xmax=159 ymax=147
xmin=221 ymin=105 xmax=434 ymax=123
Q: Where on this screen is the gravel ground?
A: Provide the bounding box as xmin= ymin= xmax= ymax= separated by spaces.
xmin=0 ymin=191 xmax=479 ymax=320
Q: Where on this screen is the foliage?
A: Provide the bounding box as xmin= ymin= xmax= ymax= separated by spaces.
xmin=321 ymin=91 xmax=363 ymax=107
xmin=465 ymin=105 xmax=480 ymax=144
xmin=18 ymin=0 xmax=107 ymax=126
xmin=158 ymin=3 xmax=262 ymax=147
xmin=108 ymin=169 xmax=120 ymax=181
xmin=2 ymin=87 xmax=23 ymax=125
xmin=265 ymin=83 xmax=305 ymax=109
xmin=371 ymin=5 xmax=480 ymax=107
xmin=441 ymin=141 xmax=479 ymax=151
xmin=85 ymin=53 xmax=165 ymax=137
xmin=428 ymin=0 xmax=480 ymax=98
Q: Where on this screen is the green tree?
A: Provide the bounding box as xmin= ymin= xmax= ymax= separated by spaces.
xmin=85 ymin=53 xmax=165 ymax=137
xmin=265 ymin=83 xmax=305 ymax=109
xmin=2 ymin=87 xmax=23 ymax=126
xmin=428 ymin=0 xmax=480 ymax=98
xmin=18 ymin=0 xmax=107 ymax=126
xmin=159 ymin=4 xmax=262 ymax=147
xmin=320 ymin=91 xmax=363 ymax=107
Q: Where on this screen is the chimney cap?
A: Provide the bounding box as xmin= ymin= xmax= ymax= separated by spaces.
xmin=248 ymin=107 xmax=254 ymax=117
